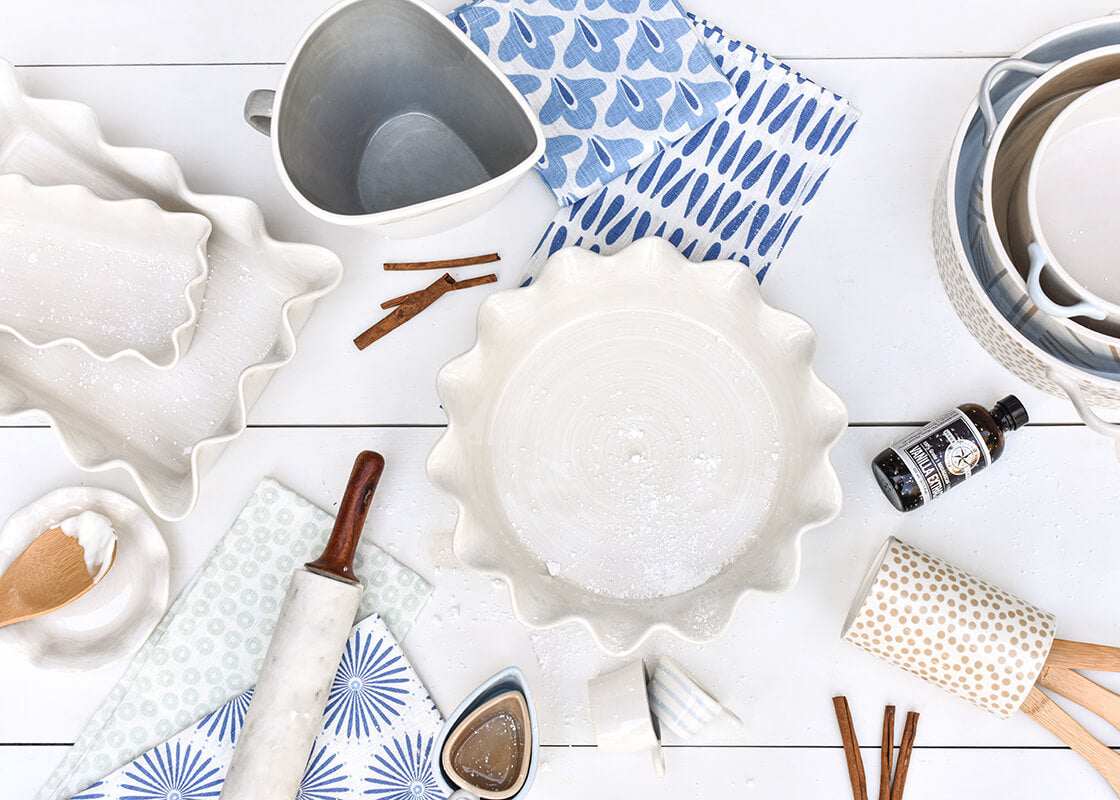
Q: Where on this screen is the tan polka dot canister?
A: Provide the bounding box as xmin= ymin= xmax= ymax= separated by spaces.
xmin=841 ymin=537 xmax=1056 ymax=719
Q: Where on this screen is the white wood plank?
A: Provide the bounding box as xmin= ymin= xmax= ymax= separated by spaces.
xmin=4 ymin=744 xmax=1119 ymax=800
xmin=1 ymin=425 xmax=1118 ymax=751
xmin=1 ymin=747 xmax=68 ymax=800
xmin=1 ymin=61 xmax=1112 ymax=429
xmin=526 ymin=746 xmax=1120 ymax=800
xmin=0 ymin=0 xmax=1114 ymax=64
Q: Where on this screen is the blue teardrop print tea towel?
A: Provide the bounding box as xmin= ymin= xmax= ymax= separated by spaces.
xmin=451 ymin=0 xmax=737 ymax=205
xmin=525 ymin=14 xmax=860 ymax=283
xmin=72 ymin=615 xmax=447 ymax=800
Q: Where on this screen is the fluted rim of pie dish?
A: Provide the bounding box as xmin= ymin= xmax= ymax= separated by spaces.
xmin=428 ymin=238 xmax=846 ymax=655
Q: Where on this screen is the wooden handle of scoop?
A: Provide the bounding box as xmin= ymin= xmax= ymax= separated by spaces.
xmin=1047 ymin=640 xmax=1120 ymax=673
xmin=305 ymin=451 xmax=385 ymax=582
xmin=1021 ymin=686 xmax=1120 ymax=795
xmin=1037 ymin=666 xmax=1120 ymax=733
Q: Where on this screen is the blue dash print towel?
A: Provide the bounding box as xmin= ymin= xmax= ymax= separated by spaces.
xmin=451 ymin=0 xmax=736 ymax=205
xmin=524 ymin=14 xmax=860 ymax=283
xmin=72 ymin=615 xmax=446 ymax=800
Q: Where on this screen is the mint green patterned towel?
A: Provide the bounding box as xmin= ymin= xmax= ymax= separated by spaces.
xmin=38 ymin=477 xmax=433 ymax=800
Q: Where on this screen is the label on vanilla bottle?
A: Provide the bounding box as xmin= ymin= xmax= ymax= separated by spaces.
xmin=889 ymin=409 xmax=990 ymax=503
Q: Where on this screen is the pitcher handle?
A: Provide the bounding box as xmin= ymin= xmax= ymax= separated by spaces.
xmin=979 ymin=58 xmax=1057 ymax=147
xmin=244 ymin=89 xmax=276 ymax=136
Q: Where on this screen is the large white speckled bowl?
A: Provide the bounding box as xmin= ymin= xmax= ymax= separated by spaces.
xmin=933 ymin=13 xmax=1120 ymax=455
xmin=427 ymin=237 xmax=846 ymax=655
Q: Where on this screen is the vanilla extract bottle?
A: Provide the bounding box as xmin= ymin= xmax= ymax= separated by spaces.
xmin=872 ymin=395 xmax=1028 ymax=512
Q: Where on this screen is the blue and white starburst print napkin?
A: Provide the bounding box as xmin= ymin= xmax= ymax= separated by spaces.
xmin=71 ymin=615 xmax=447 ymax=800
xmin=524 ymin=14 xmax=859 ymax=283
xmin=40 ymin=478 xmax=433 ymax=800
xmin=450 ymin=0 xmax=736 ymax=205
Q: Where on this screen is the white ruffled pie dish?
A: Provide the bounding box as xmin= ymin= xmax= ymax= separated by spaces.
xmin=428 ymin=238 xmax=846 ymax=655
xmin=0 ymin=174 xmax=211 ymax=369
xmin=0 ymin=59 xmax=342 ymax=520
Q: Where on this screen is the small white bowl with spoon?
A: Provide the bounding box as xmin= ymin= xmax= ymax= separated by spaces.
xmin=0 ymin=487 xmax=169 ymax=671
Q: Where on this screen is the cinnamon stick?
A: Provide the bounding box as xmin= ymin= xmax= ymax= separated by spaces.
xmin=879 ymin=706 xmax=895 ymax=800
xmin=380 ymin=273 xmax=497 ymax=309
xmin=383 ymin=253 xmax=500 ymax=271
xmin=832 ymin=696 xmax=869 ymax=800
xmin=353 ymin=273 xmax=455 ymax=351
xmin=889 ymin=712 xmax=919 ymax=800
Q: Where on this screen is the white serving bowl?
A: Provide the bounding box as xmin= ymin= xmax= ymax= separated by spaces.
xmin=1026 ymin=79 xmax=1120 ymax=324
xmin=427 ymin=237 xmax=846 ymax=655
xmin=934 ymin=12 xmax=1120 ymax=453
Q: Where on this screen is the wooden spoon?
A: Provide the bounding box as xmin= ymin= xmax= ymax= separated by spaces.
xmin=1020 ymin=686 xmax=1120 ymax=796
xmin=1037 ymin=665 xmax=1120 ymax=733
xmin=0 ymin=526 xmax=117 ymax=628
xmin=1047 ymin=639 xmax=1120 ymax=672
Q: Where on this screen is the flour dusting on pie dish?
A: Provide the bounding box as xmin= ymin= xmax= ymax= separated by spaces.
xmin=429 ymin=239 xmax=846 ymax=654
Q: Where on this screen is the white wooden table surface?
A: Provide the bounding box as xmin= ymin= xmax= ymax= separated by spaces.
xmin=3 ymin=1 xmax=1120 ymax=797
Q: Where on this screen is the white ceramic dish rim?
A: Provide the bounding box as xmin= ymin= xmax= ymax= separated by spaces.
xmin=979 ymin=45 xmax=1120 ymax=334
xmin=427 ymin=238 xmax=847 ymax=655
xmin=939 ymin=12 xmax=1120 ymax=442
xmin=268 ymin=0 xmax=546 ymax=228
xmin=1027 ymin=79 xmax=1120 ymax=319
xmin=0 ymin=173 xmax=212 ymax=370
xmin=0 ymin=486 xmax=170 ymax=671
xmin=0 ymin=59 xmax=343 ymax=520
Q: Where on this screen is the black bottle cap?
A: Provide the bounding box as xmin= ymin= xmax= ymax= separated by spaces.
xmin=993 ymin=395 xmax=1029 ymax=431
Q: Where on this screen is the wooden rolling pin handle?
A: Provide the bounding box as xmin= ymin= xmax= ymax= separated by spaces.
xmin=305 ymin=451 xmax=385 ymax=583
xmin=1037 ymin=666 xmax=1120 ymax=733
xmin=1047 ymin=640 xmax=1120 ymax=673
xmin=1021 ymin=686 xmax=1120 ymax=796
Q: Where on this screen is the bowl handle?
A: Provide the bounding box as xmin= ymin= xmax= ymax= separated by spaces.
xmin=1027 ymin=243 xmax=1108 ymax=320
xmin=244 ymin=89 xmax=276 ymax=137
xmin=1048 ymin=368 xmax=1120 ymax=459
xmin=979 ymin=58 xmax=1057 ymax=148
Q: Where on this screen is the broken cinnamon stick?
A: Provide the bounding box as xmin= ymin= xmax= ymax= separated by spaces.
xmin=879 ymin=706 xmax=895 ymax=800
xmin=832 ymin=696 xmax=869 ymax=800
xmin=889 ymin=712 xmax=919 ymax=800
xmin=383 ymin=253 xmax=500 ymax=271
xmin=380 ymin=273 xmax=497 ymax=309
xmin=353 ymin=273 xmax=455 ymax=351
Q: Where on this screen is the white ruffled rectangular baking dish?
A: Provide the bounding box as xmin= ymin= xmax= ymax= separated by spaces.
xmin=0 ymin=59 xmax=343 ymax=520
xmin=0 ymin=173 xmax=212 ymax=369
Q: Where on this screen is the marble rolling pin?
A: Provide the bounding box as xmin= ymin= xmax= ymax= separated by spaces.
xmin=220 ymin=451 xmax=385 ymax=800
xmin=843 ymin=537 xmax=1120 ymax=795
